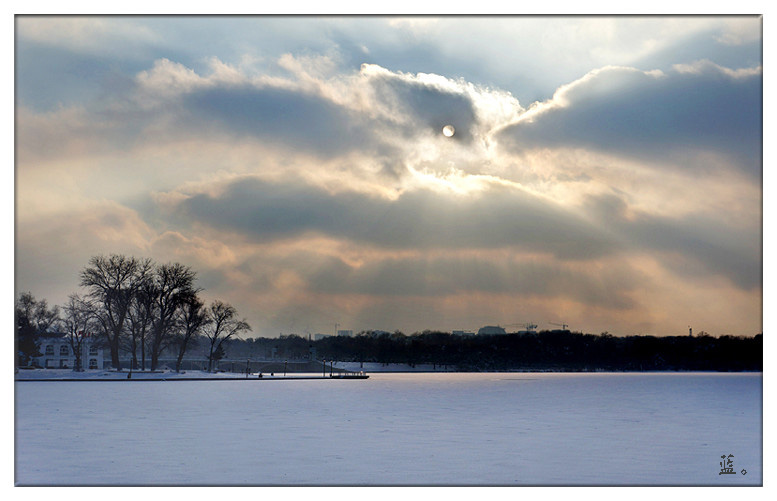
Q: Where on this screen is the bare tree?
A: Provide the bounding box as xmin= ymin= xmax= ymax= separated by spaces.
xmin=205 ymin=300 xmax=251 ymax=372
xmin=61 ymin=294 xmax=96 ymax=372
xmin=126 ymin=280 xmax=155 ymax=370
xmin=174 ymin=295 xmax=210 ymax=373
xmin=148 ymin=263 xmax=198 ymax=371
xmin=80 ymin=255 xmax=153 ymax=370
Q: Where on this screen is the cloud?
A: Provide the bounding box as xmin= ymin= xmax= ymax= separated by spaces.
xmin=16 ymin=105 xmax=134 ymax=163
xmin=13 ymin=17 xmax=763 ymax=337
xmin=18 ymin=54 xmax=521 ymax=169
xmin=195 ymin=243 xmax=649 ymax=334
xmin=16 ymin=17 xmax=159 ymax=53
xmin=714 ymin=17 xmax=763 ymax=46
xmin=150 ymin=231 xmax=238 ymax=269
xmin=300 ymin=252 xmax=641 ymax=309
xmin=17 ymin=56 xmax=374 ymax=162
xmin=15 ymin=201 xmax=157 ymax=306
xmin=157 ymin=58 xmax=519 ymax=161
xmin=180 ymin=82 xmax=373 ymax=158
xmin=171 ymin=175 xmax=616 ymax=260
xmin=498 ymin=62 xmax=762 ymax=177
xmin=171 ymin=173 xmax=760 ymax=293
xmin=584 ymin=192 xmax=761 ymax=290
xmin=362 ymin=64 xmax=480 ymax=143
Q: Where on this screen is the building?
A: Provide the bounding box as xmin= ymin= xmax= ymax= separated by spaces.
xmin=33 ymin=333 xmax=105 ymax=370
xmin=337 ymin=330 xmax=354 ymax=337
xmin=452 ymin=330 xmax=476 ymax=336
xmin=477 ymin=325 xmax=507 ymax=336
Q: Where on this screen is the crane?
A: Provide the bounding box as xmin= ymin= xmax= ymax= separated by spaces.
xmin=549 ymin=322 xmax=569 ymax=330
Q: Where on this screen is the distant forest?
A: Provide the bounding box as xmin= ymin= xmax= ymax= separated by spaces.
xmin=225 ymin=330 xmax=762 ymax=372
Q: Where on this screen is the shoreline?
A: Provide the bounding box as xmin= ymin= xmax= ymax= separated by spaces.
xmin=14 ymin=368 xmax=760 ymax=382
xmin=15 ymin=376 xmax=370 ymax=382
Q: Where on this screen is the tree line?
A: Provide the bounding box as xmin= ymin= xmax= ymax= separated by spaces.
xmin=15 ymin=254 xmax=250 ymax=372
xmin=226 ymin=329 xmax=762 ymax=372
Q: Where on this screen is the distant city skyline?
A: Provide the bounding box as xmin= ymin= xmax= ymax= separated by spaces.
xmin=14 ymin=16 xmax=763 ymax=337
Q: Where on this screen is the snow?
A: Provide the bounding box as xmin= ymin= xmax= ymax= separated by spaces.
xmin=14 ymin=369 xmax=325 ymax=380
xmin=14 ymin=372 xmax=761 ymax=486
xmin=332 ymin=362 xmax=451 ymax=372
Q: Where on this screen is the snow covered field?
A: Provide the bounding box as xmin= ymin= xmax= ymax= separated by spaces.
xmin=14 ymin=372 xmax=761 ymax=486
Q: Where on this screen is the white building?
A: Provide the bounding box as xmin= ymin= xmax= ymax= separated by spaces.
xmin=34 ymin=334 xmax=105 ymax=370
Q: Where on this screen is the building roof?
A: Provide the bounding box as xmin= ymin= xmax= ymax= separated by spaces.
xmin=477 ymin=325 xmax=507 ymax=335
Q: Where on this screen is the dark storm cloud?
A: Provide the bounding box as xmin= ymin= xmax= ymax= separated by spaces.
xmin=585 ymin=193 xmax=761 ymax=290
xmin=176 ymin=177 xmax=616 ymax=259
xmin=498 ymin=63 xmax=762 ymax=177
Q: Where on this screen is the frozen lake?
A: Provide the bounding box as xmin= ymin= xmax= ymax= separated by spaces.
xmin=14 ymin=372 xmax=761 ymax=486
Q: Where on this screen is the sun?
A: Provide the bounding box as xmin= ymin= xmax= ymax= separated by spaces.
xmin=442 ymin=125 xmax=455 ymax=137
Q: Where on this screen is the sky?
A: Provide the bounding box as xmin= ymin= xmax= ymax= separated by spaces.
xmin=13 ymin=15 xmax=764 ymax=338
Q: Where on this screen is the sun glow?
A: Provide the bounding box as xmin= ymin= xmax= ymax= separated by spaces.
xmin=406 ymin=164 xmax=527 ymax=197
